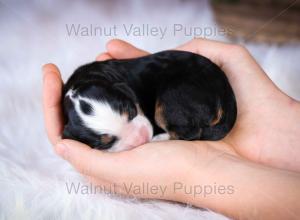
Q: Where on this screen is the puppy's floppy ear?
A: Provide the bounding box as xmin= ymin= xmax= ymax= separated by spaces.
xmin=113 ymin=83 xmax=138 ymax=103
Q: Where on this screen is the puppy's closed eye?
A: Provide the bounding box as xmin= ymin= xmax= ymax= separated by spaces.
xmin=79 ymin=100 xmax=93 ymax=115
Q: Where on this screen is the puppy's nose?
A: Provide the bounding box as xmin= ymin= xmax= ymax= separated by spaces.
xmin=120 ymin=125 xmax=151 ymax=150
xmin=121 ymin=115 xmax=153 ymax=150
xmin=131 ymin=125 xmax=150 ymax=146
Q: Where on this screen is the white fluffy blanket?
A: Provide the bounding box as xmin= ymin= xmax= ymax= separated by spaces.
xmin=0 ymin=0 xmax=299 ymax=219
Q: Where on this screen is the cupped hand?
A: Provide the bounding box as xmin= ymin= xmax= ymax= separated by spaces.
xmin=99 ymin=39 xmax=300 ymax=171
xmin=173 ymin=39 xmax=300 ymax=171
xmin=42 ymin=38 xmax=300 ymax=201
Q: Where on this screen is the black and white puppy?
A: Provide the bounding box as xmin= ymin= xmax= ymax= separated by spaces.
xmin=62 ymin=51 xmax=237 ymax=152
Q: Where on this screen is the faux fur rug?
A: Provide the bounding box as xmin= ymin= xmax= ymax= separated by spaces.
xmin=0 ymin=0 xmax=299 ymax=219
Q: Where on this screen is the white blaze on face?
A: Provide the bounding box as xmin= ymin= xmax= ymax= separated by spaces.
xmin=67 ymin=90 xmax=127 ymax=135
xmin=66 ymin=90 xmax=153 ymax=152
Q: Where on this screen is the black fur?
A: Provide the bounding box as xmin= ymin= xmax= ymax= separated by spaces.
xmin=63 ymin=50 xmax=237 ymax=149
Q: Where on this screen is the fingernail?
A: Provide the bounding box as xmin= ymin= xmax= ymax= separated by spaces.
xmin=55 ymin=143 xmax=68 ymax=159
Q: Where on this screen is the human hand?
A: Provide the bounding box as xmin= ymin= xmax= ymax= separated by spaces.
xmin=94 ymin=39 xmax=300 ymax=172
xmin=43 ymin=39 xmax=300 ymax=184
xmin=42 ymin=39 xmax=300 ymax=219
xmin=171 ymin=39 xmax=300 ymax=172
xmin=42 ymin=50 xmax=237 ymax=201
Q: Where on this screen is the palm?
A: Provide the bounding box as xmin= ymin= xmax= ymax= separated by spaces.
xmin=225 ymin=84 xmax=300 ymax=170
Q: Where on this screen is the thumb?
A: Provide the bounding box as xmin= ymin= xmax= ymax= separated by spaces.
xmin=55 ymin=139 xmax=124 ymax=180
xmin=42 ymin=63 xmax=64 ymax=145
xmin=106 ymin=39 xmax=149 ymax=59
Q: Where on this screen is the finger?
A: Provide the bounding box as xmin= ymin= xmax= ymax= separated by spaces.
xmin=176 ymin=39 xmax=276 ymax=109
xmin=95 ymin=52 xmax=113 ymax=61
xmin=175 ymin=38 xmax=266 ymax=81
xmin=55 ymin=139 xmax=128 ymax=181
xmin=42 ymin=64 xmax=64 ymax=145
xmin=175 ymin=38 xmax=233 ymax=68
xmin=106 ymin=39 xmax=149 ymax=59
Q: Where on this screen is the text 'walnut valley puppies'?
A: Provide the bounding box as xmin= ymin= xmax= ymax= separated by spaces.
xmin=62 ymin=51 xmax=237 ymax=152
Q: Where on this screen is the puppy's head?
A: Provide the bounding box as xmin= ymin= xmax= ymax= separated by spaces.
xmin=63 ymin=81 xmax=153 ymax=152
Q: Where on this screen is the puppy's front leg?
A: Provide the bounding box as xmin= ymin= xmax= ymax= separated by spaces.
xmin=152 ymin=133 xmax=170 ymax=142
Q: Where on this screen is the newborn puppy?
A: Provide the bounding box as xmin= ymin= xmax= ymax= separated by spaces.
xmin=62 ymin=51 xmax=237 ymax=152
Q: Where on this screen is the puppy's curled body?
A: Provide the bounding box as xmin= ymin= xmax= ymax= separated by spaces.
xmin=63 ymin=51 xmax=237 ymax=151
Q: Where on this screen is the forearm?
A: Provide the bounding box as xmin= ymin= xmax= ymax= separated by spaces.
xmin=182 ymin=154 xmax=300 ymax=219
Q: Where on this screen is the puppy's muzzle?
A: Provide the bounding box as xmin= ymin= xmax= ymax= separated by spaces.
xmin=114 ymin=115 xmax=153 ymax=151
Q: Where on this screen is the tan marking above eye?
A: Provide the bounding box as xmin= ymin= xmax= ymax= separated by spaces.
xmin=121 ymin=111 xmax=129 ymax=118
xmin=100 ymin=134 xmax=114 ymax=145
xmin=210 ymin=107 xmax=223 ymax=126
xmin=154 ymin=101 xmax=167 ymax=131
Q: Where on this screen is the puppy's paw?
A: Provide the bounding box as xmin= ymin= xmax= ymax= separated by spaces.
xmin=152 ymin=133 xmax=170 ymax=142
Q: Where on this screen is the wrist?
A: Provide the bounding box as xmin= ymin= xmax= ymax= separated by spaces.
xmin=169 ymin=142 xmax=237 ymax=206
xmin=182 ymin=151 xmax=300 ymax=220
